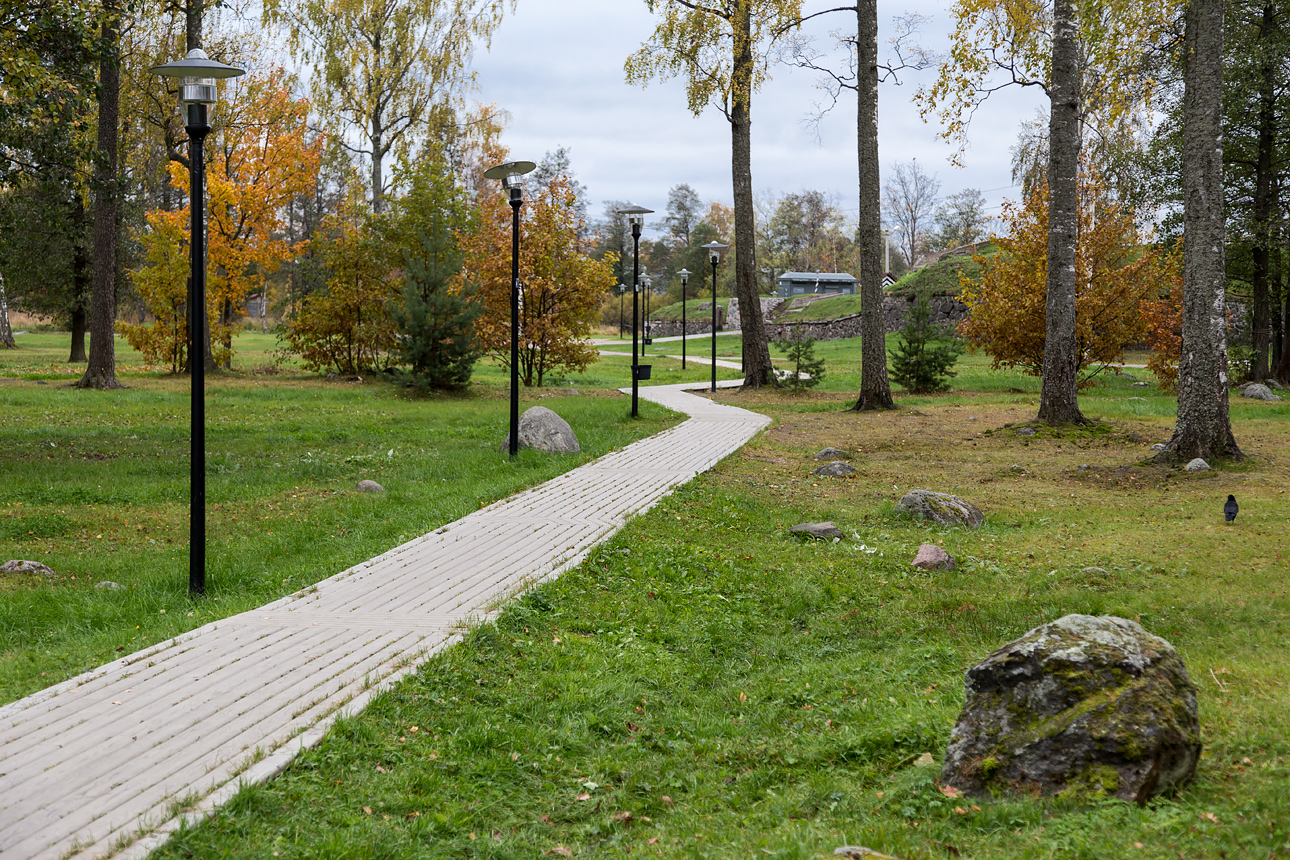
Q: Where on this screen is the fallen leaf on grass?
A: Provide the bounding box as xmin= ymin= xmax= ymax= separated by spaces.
xmin=362 ymin=806 xmax=372 ymax=815
xmin=575 ymin=793 xmax=591 ymax=801
xmin=539 ymin=814 xmax=552 ymax=824
xmin=1200 ymin=812 xmax=1219 ymax=824
xmin=954 ymin=807 xmax=967 ymax=815
xmin=648 ymin=837 xmax=659 ymax=845
xmin=551 ymin=847 xmax=572 ymax=857
xmin=661 ymin=795 xmax=673 ymax=806
xmin=938 ymin=784 xmax=963 ymax=798
xmin=611 ymin=811 xmax=634 ymax=823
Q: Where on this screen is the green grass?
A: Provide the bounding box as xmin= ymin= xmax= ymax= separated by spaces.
xmin=0 ymin=332 xmax=684 ymax=703
xmin=889 ymin=244 xmax=999 ymax=298
xmin=8 ymin=327 xmax=1290 ymax=859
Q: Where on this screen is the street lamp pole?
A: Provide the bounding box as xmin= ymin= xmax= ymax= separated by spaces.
xmin=676 ymin=268 xmax=691 ymax=369
xmin=484 ymin=160 xmax=537 ymax=459
xmin=617 ymin=205 xmax=653 ymax=417
xmin=151 ymin=48 xmax=244 ymax=598
xmin=617 ymin=284 xmax=626 ymax=338
xmin=702 ymin=241 xmax=728 ymax=394
xmin=642 ymin=273 xmax=652 ymax=349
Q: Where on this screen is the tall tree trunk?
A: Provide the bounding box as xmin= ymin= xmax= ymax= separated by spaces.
xmin=1249 ymin=0 xmax=1276 ymax=381
xmin=1277 ymin=228 xmax=1290 ymax=382
xmin=731 ymin=2 xmax=772 ymax=388
xmin=186 ymin=0 xmax=202 ymax=50
xmin=0 ymin=279 xmax=14 ymax=348
xmin=1037 ymin=0 xmax=1087 ymax=424
xmin=69 ymin=305 xmax=89 ymax=361
xmin=76 ymin=0 xmax=123 ymax=390
xmin=69 ymin=198 xmax=90 ymax=362
xmin=851 ymin=0 xmax=893 ymax=411
xmin=370 ymin=29 xmax=385 ymax=214
xmin=1166 ymin=0 xmax=1241 ymax=460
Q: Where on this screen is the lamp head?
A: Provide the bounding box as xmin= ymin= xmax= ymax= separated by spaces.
xmin=484 ymin=161 xmax=537 ymax=201
xmin=702 ymin=241 xmax=729 ymax=264
xmin=151 ymin=48 xmax=244 ymax=106
xmin=677 ymin=268 xmax=691 ymax=284
xmin=616 ymin=204 xmax=653 ymax=234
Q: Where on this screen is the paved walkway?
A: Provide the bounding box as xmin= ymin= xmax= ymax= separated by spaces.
xmin=0 ymin=382 xmax=768 ymax=860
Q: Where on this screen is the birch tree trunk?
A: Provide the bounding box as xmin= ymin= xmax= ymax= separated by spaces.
xmin=1165 ymin=0 xmax=1242 ymax=460
xmin=1036 ymin=0 xmax=1086 ymax=424
xmin=0 ymin=278 xmax=15 ymax=349
xmin=851 ymin=0 xmax=893 ymax=410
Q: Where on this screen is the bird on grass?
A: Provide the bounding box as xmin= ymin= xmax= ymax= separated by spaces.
xmin=1224 ymin=495 xmax=1239 ymax=523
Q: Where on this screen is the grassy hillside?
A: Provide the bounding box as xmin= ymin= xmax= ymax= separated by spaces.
xmin=888 ymin=242 xmax=999 ymax=297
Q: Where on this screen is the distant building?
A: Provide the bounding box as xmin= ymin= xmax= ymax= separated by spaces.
xmin=775 ymin=271 xmax=857 ymax=298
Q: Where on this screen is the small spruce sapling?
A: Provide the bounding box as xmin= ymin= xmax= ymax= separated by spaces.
xmin=390 ymin=227 xmax=482 ymax=392
xmin=889 ymin=290 xmax=964 ymax=393
xmin=773 ymin=327 xmax=825 ymax=392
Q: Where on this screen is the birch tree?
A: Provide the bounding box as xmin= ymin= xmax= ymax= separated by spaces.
xmin=626 ymin=0 xmax=804 ymax=389
xmin=265 ymin=0 xmax=511 ymax=214
xmin=1163 ymin=0 xmax=1242 ymax=461
xmin=918 ymin=0 xmax=1174 ymax=424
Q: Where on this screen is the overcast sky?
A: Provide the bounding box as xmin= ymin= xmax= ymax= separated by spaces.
xmin=470 ymin=0 xmax=1050 ymax=234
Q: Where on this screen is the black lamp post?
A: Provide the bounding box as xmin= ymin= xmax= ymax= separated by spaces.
xmin=617 ymin=204 xmax=653 ymax=417
xmin=484 ymin=160 xmax=537 ymax=459
xmin=151 ymin=48 xmax=244 ymax=598
xmin=676 ymin=268 xmax=691 ymax=368
xmin=617 ymin=284 xmax=626 ymax=338
xmin=702 ymin=241 xmax=728 ymax=394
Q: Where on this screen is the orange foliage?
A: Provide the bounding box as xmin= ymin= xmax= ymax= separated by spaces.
xmin=958 ymin=176 xmax=1180 ymax=387
xmin=460 ymin=151 xmax=615 ymax=387
xmin=120 ymin=69 xmax=322 ymax=368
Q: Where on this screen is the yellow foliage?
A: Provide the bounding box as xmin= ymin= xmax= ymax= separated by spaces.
xmin=124 ymin=69 xmax=322 ymax=368
xmin=958 ymin=176 xmax=1180 ymax=386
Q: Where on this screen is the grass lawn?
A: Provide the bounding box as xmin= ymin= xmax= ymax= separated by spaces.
xmin=0 ymin=331 xmax=687 ymax=703
xmin=7 ymin=328 xmax=1290 ymax=858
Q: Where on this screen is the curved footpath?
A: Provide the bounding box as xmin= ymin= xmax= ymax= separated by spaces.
xmin=0 ymin=380 xmax=768 ymax=860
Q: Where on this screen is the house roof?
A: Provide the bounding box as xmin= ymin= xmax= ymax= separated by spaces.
xmin=777 ymin=271 xmax=857 ymax=283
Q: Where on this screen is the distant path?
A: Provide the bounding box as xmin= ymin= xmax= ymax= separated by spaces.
xmin=0 ymin=381 xmax=768 ymax=860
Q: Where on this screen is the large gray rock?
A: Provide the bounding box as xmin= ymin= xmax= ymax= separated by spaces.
xmin=941 ymin=614 xmax=1201 ymax=803
xmin=1184 ymin=458 xmax=1210 ymax=472
xmin=1242 ymin=383 xmax=1283 ymax=402
xmin=814 ymin=447 xmax=852 ymax=460
xmin=501 ymin=406 xmax=580 ymax=454
xmin=897 ymin=490 xmax=984 ymax=529
xmin=2 ymin=560 xmax=56 ymax=576
xmin=355 ymin=480 xmax=386 ymax=493
xmin=814 ymin=460 xmax=858 ymax=477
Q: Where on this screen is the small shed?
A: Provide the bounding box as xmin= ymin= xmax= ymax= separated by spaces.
xmin=776 ymin=271 xmax=857 ymax=298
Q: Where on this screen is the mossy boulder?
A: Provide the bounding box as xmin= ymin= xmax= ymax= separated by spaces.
xmin=941 ymin=614 xmax=1201 ymax=803
xmin=896 ymin=490 xmax=984 ymax=529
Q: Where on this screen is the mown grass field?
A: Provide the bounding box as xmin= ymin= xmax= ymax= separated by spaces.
xmin=5 ymin=326 xmax=1290 ymax=859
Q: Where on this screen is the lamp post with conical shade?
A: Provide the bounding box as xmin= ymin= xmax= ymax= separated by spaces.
xmin=702 ymin=241 xmax=728 ymax=393
xmin=151 ymin=48 xmax=244 ymax=597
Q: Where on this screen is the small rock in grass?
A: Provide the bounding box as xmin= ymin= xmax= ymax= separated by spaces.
xmin=1184 ymin=458 xmax=1210 ymax=472
xmin=814 ymin=460 xmax=858 ymax=478
xmin=814 ymin=447 xmax=851 ymax=460
xmin=1150 ymin=443 xmax=1167 ymax=452
xmin=1016 ymin=427 xmax=1037 ymax=436
xmin=2 ymin=560 xmax=56 ymax=576
xmin=834 ymin=847 xmax=901 ymax=860
xmin=95 ymin=581 xmax=124 ymax=590
xmin=790 ymin=522 xmax=845 ymax=541
xmin=356 ymin=480 xmax=386 ymax=493
xmin=1133 ymin=381 xmax=1150 ymax=387
xmin=1009 ymin=465 xmax=1029 ymax=474
xmin=913 ymin=752 xmax=936 ymax=767
xmin=912 ymin=544 xmax=955 ymax=571
xmin=1080 ymin=567 xmax=1109 ymax=575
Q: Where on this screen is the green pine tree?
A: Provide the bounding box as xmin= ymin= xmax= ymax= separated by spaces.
xmin=390 ymin=226 xmax=482 ymax=392
xmin=889 ymin=291 xmax=965 ymax=394
xmin=773 ymin=327 xmax=826 ymax=392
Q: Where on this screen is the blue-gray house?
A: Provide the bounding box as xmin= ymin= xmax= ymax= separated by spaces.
xmin=775 ymin=271 xmax=857 ymax=298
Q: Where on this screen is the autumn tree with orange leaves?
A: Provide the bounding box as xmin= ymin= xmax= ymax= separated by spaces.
xmin=460 ymin=155 xmax=614 ymax=387
xmin=120 ymin=70 xmax=322 ymax=370
xmin=959 ymin=175 xmax=1180 ymax=387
